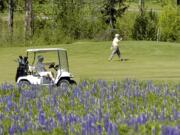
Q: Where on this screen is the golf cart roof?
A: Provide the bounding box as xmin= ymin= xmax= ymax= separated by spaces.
xmin=26 ymin=48 xmax=66 ymax=53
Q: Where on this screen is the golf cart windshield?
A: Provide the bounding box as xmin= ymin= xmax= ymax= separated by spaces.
xmin=59 ymin=50 xmax=69 ymax=72
xmin=27 ymin=48 xmax=69 ymax=72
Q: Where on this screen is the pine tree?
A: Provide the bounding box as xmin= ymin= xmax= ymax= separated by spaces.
xmin=101 ymin=0 xmax=128 ymax=29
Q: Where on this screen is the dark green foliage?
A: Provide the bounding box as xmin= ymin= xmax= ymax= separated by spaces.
xmin=158 ymin=4 xmax=180 ymax=42
xmin=0 ymin=0 xmax=179 ymax=46
xmin=178 ymin=0 xmax=180 ymax=5
xmin=132 ymin=10 xmax=158 ymax=40
xmin=132 ymin=13 xmax=149 ymax=40
xmin=116 ymin=12 xmax=136 ymax=40
xmin=53 ymin=0 xmax=106 ymax=40
xmin=146 ymin=10 xmax=158 ymax=40
xmin=0 ymin=0 xmax=5 ymax=11
xmin=54 ymin=0 xmax=83 ymax=39
xmin=101 ymin=0 xmax=129 ymax=29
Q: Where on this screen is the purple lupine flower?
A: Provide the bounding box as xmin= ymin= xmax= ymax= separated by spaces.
xmin=37 ymin=99 xmax=42 ymax=111
xmin=112 ymin=124 xmax=119 ymax=135
xmin=7 ymin=96 xmax=12 ymax=109
xmin=49 ymin=117 xmax=56 ymax=130
xmin=90 ymin=126 xmax=96 ymax=135
xmin=38 ymin=111 xmax=46 ymax=125
xmin=13 ymin=103 xmax=19 ymax=113
xmin=172 ymin=107 xmax=179 ymax=120
xmin=137 ymin=113 xmax=147 ymax=124
xmin=81 ymin=122 xmax=87 ymax=135
xmin=68 ymin=113 xmax=74 ymax=125
xmin=22 ymin=123 xmax=28 ymax=132
xmin=97 ymin=109 xmax=102 ymax=122
xmin=73 ymin=87 xmax=79 ymax=98
xmin=1 ymin=82 xmax=14 ymax=91
xmin=159 ymin=107 xmax=165 ymax=121
xmin=9 ymin=125 xmax=15 ymax=135
xmin=85 ymin=91 xmax=90 ymax=99
xmin=134 ymin=122 xmax=138 ymax=132
xmin=19 ymin=95 xmax=23 ymax=107
xmin=70 ymin=125 xmax=74 ymax=134
xmin=91 ymin=84 xmax=97 ymax=94
xmin=97 ymin=125 xmax=102 ymax=135
xmin=127 ymin=116 xmax=136 ymax=126
xmin=63 ymin=113 xmax=67 ymax=132
xmin=146 ymin=81 xmax=153 ymax=91
xmin=90 ymin=97 xmax=95 ymax=105
xmin=164 ymin=84 xmax=169 ymax=97
xmin=107 ymin=122 xmax=113 ymax=135
xmin=12 ymin=114 xmax=19 ymax=121
xmin=84 ymin=91 xmax=90 ymax=106
xmin=79 ymin=95 xmax=84 ymax=104
xmin=28 ymin=103 xmax=33 ymax=116
xmin=46 ymin=96 xmax=50 ymax=106
xmin=0 ymin=114 xmax=3 ymax=121
xmin=56 ymin=112 xmax=63 ymax=125
xmin=129 ymin=103 xmax=134 ymax=112
xmin=104 ymin=114 xmax=109 ymax=132
xmin=161 ymin=126 xmax=178 ymax=135
xmin=81 ymin=80 xmax=87 ymax=87
xmin=52 ymin=95 xmax=57 ymax=106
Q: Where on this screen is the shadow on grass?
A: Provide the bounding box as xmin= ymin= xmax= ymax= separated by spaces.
xmin=114 ymin=58 xmax=129 ymax=61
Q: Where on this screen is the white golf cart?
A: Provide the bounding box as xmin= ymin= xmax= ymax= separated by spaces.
xmin=15 ymin=48 xmax=76 ymax=87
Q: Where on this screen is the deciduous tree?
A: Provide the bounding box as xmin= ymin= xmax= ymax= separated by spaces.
xmin=8 ymin=0 xmax=14 ymax=39
xmin=177 ymin=0 xmax=180 ymax=5
xmin=25 ymin=0 xmax=33 ymax=39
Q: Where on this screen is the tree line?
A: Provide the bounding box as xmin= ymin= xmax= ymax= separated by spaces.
xmin=0 ymin=0 xmax=179 ymax=46
xmin=1 ymin=0 xmax=129 ymax=42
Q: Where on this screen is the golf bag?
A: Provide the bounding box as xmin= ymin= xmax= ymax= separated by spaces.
xmin=15 ymin=56 xmax=29 ymax=82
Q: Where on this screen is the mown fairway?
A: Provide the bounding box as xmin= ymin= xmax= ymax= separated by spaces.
xmin=0 ymin=41 xmax=180 ymax=83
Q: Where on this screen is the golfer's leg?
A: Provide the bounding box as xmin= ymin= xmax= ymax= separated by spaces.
xmin=117 ymin=48 xmax=121 ymax=59
xmin=109 ymin=49 xmax=116 ymax=60
xmin=47 ymin=72 xmax=55 ymax=81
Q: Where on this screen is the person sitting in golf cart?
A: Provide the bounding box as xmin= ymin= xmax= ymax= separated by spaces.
xmin=35 ymin=55 xmax=55 ymax=81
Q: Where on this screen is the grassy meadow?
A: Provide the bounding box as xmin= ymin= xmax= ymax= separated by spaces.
xmin=0 ymin=41 xmax=180 ymax=83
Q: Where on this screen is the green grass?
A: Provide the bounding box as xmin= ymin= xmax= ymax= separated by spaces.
xmin=0 ymin=41 xmax=180 ymax=83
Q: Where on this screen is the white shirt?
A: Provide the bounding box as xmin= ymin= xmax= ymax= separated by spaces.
xmin=112 ymin=37 xmax=120 ymax=47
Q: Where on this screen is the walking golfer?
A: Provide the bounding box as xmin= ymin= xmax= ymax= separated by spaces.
xmin=108 ymin=34 xmax=123 ymax=61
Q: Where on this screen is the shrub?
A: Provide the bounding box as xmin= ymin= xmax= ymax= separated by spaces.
xmin=158 ymin=4 xmax=180 ymax=42
xmin=116 ymin=12 xmax=136 ymax=40
xmin=132 ymin=10 xmax=158 ymax=41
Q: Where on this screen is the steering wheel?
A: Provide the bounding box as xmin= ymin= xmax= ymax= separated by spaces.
xmin=54 ymin=64 xmax=59 ymax=71
xmin=49 ymin=62 xmax=55 ymax=69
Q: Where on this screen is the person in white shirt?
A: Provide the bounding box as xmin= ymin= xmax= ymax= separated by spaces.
xmin=35 ymin=55 xmax=55 ymax=81
xmin=108 ymin=34 xmax=123 ymax=61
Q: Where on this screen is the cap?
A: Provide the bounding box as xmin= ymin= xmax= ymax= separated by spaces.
xmin=115 ymin=34 xmax=120 ymax=37
xmin=37 ymin=55 xmax=44 ymax=62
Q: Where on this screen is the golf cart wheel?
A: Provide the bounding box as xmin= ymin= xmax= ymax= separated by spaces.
xmin=70 ymin=80 xmax=77 ymax=86
xmin=18 ymin=80 xmax=31 ymax=91
xmin=57 ymin=79 xmax=70 ymax=88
